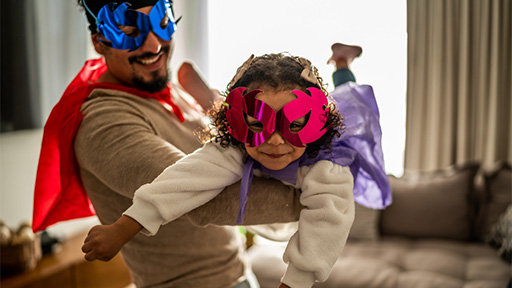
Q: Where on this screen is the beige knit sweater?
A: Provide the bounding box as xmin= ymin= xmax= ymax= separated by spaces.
xmin=74 ymin=85 xmax=302 ymax=288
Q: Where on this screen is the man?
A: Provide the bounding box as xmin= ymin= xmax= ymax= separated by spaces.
xmin=32 ymin=1 xmax=301 ymax=287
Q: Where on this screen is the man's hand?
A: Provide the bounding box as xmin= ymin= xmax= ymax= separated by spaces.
xmin=177 ymin=62 xmax=220 ymax=111
xmin=81 ymin=215 xmax=142 ymax=261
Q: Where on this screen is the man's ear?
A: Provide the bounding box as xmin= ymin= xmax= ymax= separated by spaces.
xmin=91 ymin=34 xmax=105 ymax=55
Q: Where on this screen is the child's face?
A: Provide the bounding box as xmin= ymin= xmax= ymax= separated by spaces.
xmin=244 ymin=86 xmax=307 ymax=170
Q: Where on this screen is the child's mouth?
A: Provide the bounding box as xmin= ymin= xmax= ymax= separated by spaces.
xmin=264 ymin=153 xmax=285 ymax=159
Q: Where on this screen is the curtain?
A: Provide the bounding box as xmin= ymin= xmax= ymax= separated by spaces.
xmin=405 ymin=0 xmax=511 ymax=170
xmin=34 ymin=0 xmax=89 ymax=127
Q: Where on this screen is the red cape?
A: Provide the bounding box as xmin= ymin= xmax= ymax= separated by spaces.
xmin=32 ymin=58 xmax=184 ymax=232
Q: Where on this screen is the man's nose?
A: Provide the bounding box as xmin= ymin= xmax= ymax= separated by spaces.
xmin=140 ymin=32 xmax=162 ymax=54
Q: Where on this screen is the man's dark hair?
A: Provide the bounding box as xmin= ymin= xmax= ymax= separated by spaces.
xmin=77 ymin=0 xmax=158 ymax=34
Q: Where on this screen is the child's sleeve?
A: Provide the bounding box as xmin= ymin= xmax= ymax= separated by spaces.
xmin=281 ymin=160 xmax=355 ymax=288
xmin=123 ymin=142 xmax=245 ymax=236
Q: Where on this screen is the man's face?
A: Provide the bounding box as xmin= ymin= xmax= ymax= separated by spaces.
xmin=95 ymin=5 xmax=174 ymax=92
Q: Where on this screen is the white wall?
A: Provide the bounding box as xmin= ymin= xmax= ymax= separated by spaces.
xmin=0 ymin=130 xmax=42 ymax=228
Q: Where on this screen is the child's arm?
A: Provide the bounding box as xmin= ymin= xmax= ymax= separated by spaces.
xmin=123 ymin=141 xmax=245 ymax=236
xmin=281 ymin=160 xmax=355 ymax=288
xmin=81 ymin=215 xmax=142 ymax=261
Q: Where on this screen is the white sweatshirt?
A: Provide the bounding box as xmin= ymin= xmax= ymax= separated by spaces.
xmin=124 ymin=142 xmax=355 ymax=288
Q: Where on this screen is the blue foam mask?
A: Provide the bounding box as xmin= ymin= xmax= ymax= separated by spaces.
xmin=84 ymin=0 xmax=177 ymax=51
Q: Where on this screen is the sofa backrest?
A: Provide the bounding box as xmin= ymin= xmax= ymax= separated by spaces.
xmin=347 ymin=161 xmax=511 ymax=243
xmin=379 ymin=162 xmax=480 ymax=241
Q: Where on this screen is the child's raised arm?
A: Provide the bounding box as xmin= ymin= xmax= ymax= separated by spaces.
xmin=81 ymin=215 xmax=142 ymax=261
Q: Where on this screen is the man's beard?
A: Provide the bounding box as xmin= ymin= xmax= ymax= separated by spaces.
xmin=132 ymin=69 xmax=170 ymax=93
xmin=129 ymin=45 xmax=171 ymax=93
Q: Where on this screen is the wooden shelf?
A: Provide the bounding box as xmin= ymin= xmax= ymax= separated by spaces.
xmin=1 ymin=230 xmax=132 ymax=288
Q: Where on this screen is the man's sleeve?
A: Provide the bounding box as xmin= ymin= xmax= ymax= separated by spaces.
xmin=187 ymin=176 xmax=303 ymax=226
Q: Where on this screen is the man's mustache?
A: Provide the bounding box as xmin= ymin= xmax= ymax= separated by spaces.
xmin=128 ymin=45 xmax=171 ymax=64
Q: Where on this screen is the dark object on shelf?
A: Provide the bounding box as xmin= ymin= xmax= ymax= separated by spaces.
xmin=40 ymin=230 xmax=62 ymax=256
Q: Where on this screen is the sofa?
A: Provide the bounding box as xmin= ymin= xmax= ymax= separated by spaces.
xmin=247 ymin=161 xmax=512 ymax=288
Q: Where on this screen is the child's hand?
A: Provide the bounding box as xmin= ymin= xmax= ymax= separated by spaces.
xmin=81 ymin=215 xmax=142 ymax=261
xmin=81 ymin=224 xmax=124 ymax=261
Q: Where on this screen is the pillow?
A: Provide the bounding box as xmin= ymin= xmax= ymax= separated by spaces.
xmin=476 ymin=161 xmax=512 ymax=240
xmin=348 ymin=203 xmax=381 ymax=241
xmin=485 ymin=204 xmax=512 ymax=263
xmin=380 ymin=162 xmax=480 ymax=241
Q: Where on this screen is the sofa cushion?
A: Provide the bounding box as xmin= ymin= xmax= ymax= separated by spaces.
xmin=334 ymin=237 xmax=510 ymax=288
xmin=476 ymin=161 xmax=512 ymax=240
xmin=380 ymin=163 xmax=480 ymax=241
xmin=248 ymin=236 xmax=511 ymax=288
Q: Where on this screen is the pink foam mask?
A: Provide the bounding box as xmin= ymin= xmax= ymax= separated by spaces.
xmin=224 ymin=87 xmax=330 ymax=147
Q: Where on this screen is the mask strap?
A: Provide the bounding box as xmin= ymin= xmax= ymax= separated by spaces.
xmin=82 ymin=0 xmax=100 ymax=25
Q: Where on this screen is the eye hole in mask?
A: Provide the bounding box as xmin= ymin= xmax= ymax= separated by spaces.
xmin=244 ymin=111 xmax=308 ymax=135
xmin=289 ymin=114 xmax=308 ymax=133
xmin=118 ymin=25 xmax=141 ymax=38
xmin=160 ymin=15 xmax=169 ymax=29
xmin=245 ymin=114 xmax=264 ymax=134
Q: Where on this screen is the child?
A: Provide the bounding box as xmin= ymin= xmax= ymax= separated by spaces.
xmin=82 ymin=53 xmax=391 ymax=288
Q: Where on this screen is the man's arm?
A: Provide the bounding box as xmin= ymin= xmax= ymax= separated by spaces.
xmin=187 ymin=176 xmax=303 ymax=226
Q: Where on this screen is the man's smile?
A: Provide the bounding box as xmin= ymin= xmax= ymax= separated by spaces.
xmin=128 ymin=45 xmax=170 ymax=66
xmin=137 ymin=53 xmax=162 ymax=65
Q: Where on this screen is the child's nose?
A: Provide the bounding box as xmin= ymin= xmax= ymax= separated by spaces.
xmin=266 ymin=132 xmax=286 ymax=145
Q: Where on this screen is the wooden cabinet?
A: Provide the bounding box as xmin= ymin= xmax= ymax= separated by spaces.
xmin=1 ymin=231 xmax=132 ymax=288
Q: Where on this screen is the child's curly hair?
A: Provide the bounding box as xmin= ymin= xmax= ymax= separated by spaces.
xmin=201 ymin=53 xmax=343 ymax=158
